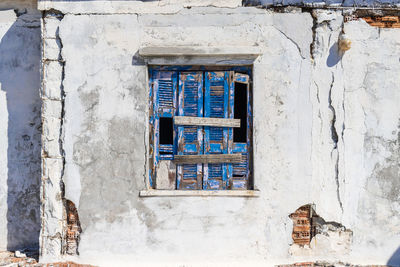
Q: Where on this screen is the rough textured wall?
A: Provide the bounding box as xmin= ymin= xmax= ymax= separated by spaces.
xmin=341 ymin=15 xmax=400 ymax=264
xmin=37 ymin=0 xmax=400 ymax=12
xmin=244 ymin=0 xmax=400 ymax=7
xmin=39 ymin=3 xmax=400 ymax=267
xmin=0 ymin=1 xmax=41 ymax=251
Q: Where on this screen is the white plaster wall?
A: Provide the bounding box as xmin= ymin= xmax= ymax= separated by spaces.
xmin=42 ymin=5 xmax=400 ymax=267
xmin=243 ymin=0 xmax=400 ymax=7
xmin=0 ymin=1 xmax=41 ymax=251
xmin=37 ymin=0 xmax=400 ymax=13
xmin=342 ymin=19 xmax=400 ymax=265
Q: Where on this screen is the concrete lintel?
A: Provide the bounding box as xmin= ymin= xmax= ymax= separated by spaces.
xmin=139 ymin=46 xmax=263 ymax=57
xmin=37 ymin=1 xmax=242 ymax=14
xmin=139 ymin=190 xmax=260 ymax=197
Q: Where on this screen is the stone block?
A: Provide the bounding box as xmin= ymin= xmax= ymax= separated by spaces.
xmin=42 ymin=214 xmax=63 ymax=238
xmin=42 ymin=61 xmax=63 ymax=100
xmin=43 ymin=99 xmax=62 ymax=119
xmin=43 ymin=38 xmax=61 ymax=61
xmin=42 ymin=116 xmax=62 ymax=158
xmin=44 ymin=16 xmax=61 ymax=39
xmin=42 ymin=139 xmax=62 ymax=159
xmin=40 ymin=236 xmax=62 ymax=259
xmin=42 ymin=117 xmax=61 ymax=141
xmin=43 ymin=179 xmax=64 ymax=219
xmin=43 ymin=158 xmax=64 ymax=182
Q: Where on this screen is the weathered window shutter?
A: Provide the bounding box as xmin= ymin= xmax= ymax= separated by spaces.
xmin=150 ymin=71 xmax=178 ymax=187
xmin=230 ymin=73 xmax=251 ymax=189
xmin=150 ymin=68 xmax=251 ymax=191
xmin=176 ymin=72 xmax=204 ymax=190
xmin=203 ymin=72 xmax=232 ymax=190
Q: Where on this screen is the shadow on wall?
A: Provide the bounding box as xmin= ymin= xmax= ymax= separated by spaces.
xmin=388 ymin=246 xmax=400 ymax=267
xmin=0 ymin=12 xmax=41 ymax=251
xmin=326 ymin=42 xmax=343 ymax=68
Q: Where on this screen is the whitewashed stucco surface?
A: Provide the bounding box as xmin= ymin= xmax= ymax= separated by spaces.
xmin=0 ymin=1 xmax=41 ymax=251
xmin=37 ymin=5 xmax=400 ymax=266
xmin=36 ymin=0 xmax=400 ymax=13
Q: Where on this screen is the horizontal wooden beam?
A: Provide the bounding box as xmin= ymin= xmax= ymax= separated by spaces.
xmin=173 ymin=154 xmax=242 ymax=164
xmin=174 ymin=116 xmax=240 ymax=128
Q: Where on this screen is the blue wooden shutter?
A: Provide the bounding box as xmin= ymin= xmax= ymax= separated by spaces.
xmin=176 ymin=72 xmax=204 ymax=190
xmin=149 ymin=71 xmax=178 ymax=187
xmin=230 ymin=73 xmax=251 ymax=189
xmin=203 ymin=72 xmax=232 ymax=190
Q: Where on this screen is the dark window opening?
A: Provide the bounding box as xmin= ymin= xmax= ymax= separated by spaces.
xmin=233 ymin=82 xmax=247 ymax=142
xmin=159 ymin=117 xmax=173 ymax=145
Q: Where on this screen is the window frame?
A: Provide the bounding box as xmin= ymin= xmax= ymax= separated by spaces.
xmin=148 ymin=65 xmax=254 ymax=192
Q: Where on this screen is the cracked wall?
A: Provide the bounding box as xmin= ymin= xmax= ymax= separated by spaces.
xmin=289 ymin=204 xmax=353 ymax=259
xmin=38 ymin=2 xmax=400 ymax=266
xmin=40 ymin=10 xmax=67 ymax=261
xmin=341 ymin=17 xmax=400 ymax=264
xmin=243 ymin=0 xmax=400 ymax=8
xmin=0 ymin=0 xmax=41 ymax=251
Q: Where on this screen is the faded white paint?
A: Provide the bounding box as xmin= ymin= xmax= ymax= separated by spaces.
xmin=0 ymin=0 xmax=41 ymax=251
xmin=36 ymin=3 xmax=400 ymax=266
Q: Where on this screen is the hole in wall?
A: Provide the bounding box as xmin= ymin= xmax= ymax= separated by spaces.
xmin=65 ymin=200 xmax=81 ymax=255
xmin=289 ymin=204 xmax=351 ymax=247
xmin=289 ymin=205 xmax=315 ymax=246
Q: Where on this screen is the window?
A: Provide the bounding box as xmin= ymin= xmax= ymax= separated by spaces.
xmin=149 ymin=67 xmax=252 ymax=190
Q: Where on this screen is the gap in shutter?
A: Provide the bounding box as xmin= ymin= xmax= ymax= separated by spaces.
xmin=159 ymin=117 xmax=173 ymax=148
xmin=233 ymin=82 xmax=247 ymax=143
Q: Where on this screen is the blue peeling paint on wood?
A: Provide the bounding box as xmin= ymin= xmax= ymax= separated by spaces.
xmin=231 ymin=73 xmax=252 ymax=189
xmin=203 ymin=71 xmax=231 ymax=190
xmin=227 ymin=71 xmax=235 ymax=189
xmin=150 ymin=71 xmax=178 ymax=187
xmin=177 ymin=72 xmax=204 ymax=190
xmin=149 ymin=67 xmax=252 ymax=190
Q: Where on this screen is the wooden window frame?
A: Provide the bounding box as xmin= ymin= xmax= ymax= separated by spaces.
xmin=148 ymin=66 xmax=253 ymax=192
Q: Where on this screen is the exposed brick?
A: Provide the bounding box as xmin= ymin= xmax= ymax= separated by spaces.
xmin=65 ymin=200 xmax=81 ymax=256
xmin=363 ymin=16 xmax=400 ymax=28
xmin=289 ymin=205 xmax=314 ymax=246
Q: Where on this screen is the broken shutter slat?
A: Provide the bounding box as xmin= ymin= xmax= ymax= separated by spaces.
xmin=151 ymin=71 xmax=178 ymax=189
xmin=177 ymin=72 xmax=204 ymax=190
xmin=174 ymin=116 xmax=240 ymax=128
xmin=203 ymin=71 xmax=231 ymax=190
xmin=234 ymin=73 xmax=249 ymax=83
xmin=231 ymin=72 xmax=251 ymax=190
xmin=174 ymin=154 xmax=243 ymax=164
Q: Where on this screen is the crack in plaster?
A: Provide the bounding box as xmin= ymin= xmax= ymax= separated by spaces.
xmin=40 ymin=9 xmax=77 ymax=258
xmin=54 ymin=15 xmax=72 ymax=256
xmin=328 ymin=73 xmax=338 ymax=148
xmin=327 ymin=69 xmax=343 ymax=215
xmin=310 ymin=10 xmax=317 ymax=62
xmin=273 ymin=26 xmax=306 ymax=59
xmin=310 ymin=10 xmax=346 ymax=216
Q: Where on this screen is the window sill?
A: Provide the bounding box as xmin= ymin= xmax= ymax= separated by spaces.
xmin=139 ymin=190 xmax=260 ymax=197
